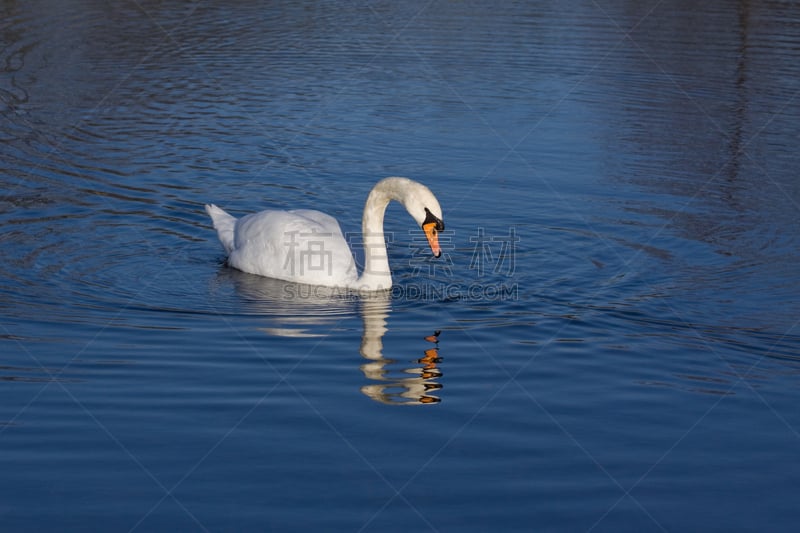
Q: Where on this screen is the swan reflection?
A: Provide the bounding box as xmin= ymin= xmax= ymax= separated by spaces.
xmin=359 ymin=295 xmax=444 ymax=405
xmin=220 ymin=269 xmax=351 ymax=338
xmin=221 ymin=270 xmax=444 ymax=405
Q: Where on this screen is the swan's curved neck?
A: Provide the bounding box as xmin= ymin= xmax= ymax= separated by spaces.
xmin=355 ymin=178 xmax=409 ymax=291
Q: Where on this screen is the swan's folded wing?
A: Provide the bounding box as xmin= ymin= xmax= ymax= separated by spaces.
xmin=229 ymin=209 xmax=358 ymax=286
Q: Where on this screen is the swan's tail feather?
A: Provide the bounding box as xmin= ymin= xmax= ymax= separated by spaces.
xmin=205 ymin=204 xmax=237 ymax=255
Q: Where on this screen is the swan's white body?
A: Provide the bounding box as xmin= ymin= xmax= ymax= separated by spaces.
xmin=205 ymin=177 xmax=444 ymax=291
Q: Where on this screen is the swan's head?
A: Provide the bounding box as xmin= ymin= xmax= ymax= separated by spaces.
xmin=403 ymin=181 xmax=445 ymax=258
xmin=368 ymin=177 xmax=446 ymax=258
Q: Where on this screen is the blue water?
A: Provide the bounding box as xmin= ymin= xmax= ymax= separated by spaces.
xmin=2 ymin=1 xmax=800 ymax=531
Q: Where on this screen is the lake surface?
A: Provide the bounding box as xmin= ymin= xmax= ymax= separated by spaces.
xmin=2 ymin=1 xmax=799 ymax=531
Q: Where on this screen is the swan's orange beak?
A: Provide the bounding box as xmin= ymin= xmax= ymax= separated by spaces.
xmin=423 ymin=222 xmax=441 ymax=258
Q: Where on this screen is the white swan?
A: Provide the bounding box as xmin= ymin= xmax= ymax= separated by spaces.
xmin=205 ymin=177 xmax=445 ymax=291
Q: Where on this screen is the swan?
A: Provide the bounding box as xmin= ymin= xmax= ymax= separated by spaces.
xmin=205 ymin=177 xmax=445 ymax=291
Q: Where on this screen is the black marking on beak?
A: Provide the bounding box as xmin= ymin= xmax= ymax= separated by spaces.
xmin=423 ymin=207 xmax=445 ymax=231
